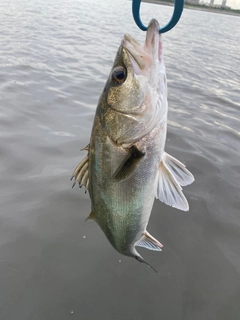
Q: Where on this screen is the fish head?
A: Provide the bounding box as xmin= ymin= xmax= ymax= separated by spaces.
xmin=105 ymin=42 xmax=147 ymax=115
xmin=102 ymin=19 xmax=168 ymax=145
xmin=122 ymin=18 xmax=166 ymax=96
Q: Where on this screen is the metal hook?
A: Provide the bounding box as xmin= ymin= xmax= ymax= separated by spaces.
xmin=132 ymin=0 xmax=185 ymax=34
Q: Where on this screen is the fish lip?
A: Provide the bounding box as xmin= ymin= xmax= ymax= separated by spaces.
xmin=122 ymin=45 xmax=142 ymax=70
xmin=121 ymin=19 xmax=161 ymax=73
xmin=145 ymin=19 xmax=160 ymax=45
xmin=121 ymin=37 xmax=146 ymax=72
xmin=144 ymin=19 xmax=162 ymax=62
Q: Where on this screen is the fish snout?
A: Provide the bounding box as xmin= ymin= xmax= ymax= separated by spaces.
xmin=144 ymin=18 xmax=163 ymax=63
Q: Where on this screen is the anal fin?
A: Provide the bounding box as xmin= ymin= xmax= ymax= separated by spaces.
xmin=113 ymin=145 xmax=145 ymax=181
xmin=135 ymin=231 xmax=163 ymax=251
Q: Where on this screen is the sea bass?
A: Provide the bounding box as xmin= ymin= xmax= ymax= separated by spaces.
xmin=71 ymin=19 xmax=194 ymax=269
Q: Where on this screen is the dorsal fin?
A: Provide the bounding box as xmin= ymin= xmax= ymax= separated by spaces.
xmin=85 ymin=211 xmax=95 ymax=221
xmin=71 ymin=145 xmax=90 ymax=191
xmin=80 ymin=144 xmax=89 ymax=151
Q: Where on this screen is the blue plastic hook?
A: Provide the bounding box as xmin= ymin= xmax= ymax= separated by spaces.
xmin=132 ymin=0 xmax=185 ymax=33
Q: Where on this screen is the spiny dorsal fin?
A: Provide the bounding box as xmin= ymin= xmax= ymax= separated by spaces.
xmin=155 ymin=158 xmax=189 ymax=211
xmin=112 ymin=145 xmax=145 ymax=181
xmin=135 ymin=231 xmax=163 ymax=251
xmin=71 ymin=144 xmax=89 ymax=191
xmin=163 ymin=152 xmax=194 ymax=186
xmin=80 ymin=144 xmax=89 ymax=151
xmin=85 ymin=211 xmax=95 ymax=221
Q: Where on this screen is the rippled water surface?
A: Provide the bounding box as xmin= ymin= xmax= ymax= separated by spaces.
xmin=1 ymin=0 xmax=240 ymax=319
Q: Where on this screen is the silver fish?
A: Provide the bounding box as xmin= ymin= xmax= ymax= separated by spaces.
xmin=71 ymin=19 xmax=194 ymax=270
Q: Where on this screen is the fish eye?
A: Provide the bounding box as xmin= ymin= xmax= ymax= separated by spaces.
xmin=112 ymin=66 xmax=127 ymax=85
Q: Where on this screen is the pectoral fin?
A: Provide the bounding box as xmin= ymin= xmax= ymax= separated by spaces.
xmin=113 ymin=145 xmax=145 ymax=181
xmin=136 ymin=231 xmax=163 ymax=251
xmin=155 ymin=152 xmax=194 ymax=211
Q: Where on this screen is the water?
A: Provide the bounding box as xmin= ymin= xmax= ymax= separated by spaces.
xmin=0 ymin=0 xmax=240 ymax=319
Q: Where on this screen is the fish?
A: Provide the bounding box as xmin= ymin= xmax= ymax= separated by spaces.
xmin=71 ymin=19 xmax=194 ymax=271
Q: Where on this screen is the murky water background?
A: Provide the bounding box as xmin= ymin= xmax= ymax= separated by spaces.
xmin=1 ymin=0 xmax=240 ymax=319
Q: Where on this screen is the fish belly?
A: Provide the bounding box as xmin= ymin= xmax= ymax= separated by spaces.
xmin=88 ymin=114 xmax=166 ymax=254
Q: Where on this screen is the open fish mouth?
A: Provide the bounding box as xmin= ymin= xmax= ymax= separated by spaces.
xmin=122 ymin=34 xmax=148 ymax=74
xmin=122 ymin=19 xmax=161 ymax=75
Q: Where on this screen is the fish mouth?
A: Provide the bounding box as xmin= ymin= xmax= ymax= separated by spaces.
xmin=122 ymin=19 xmax=162 ymax=75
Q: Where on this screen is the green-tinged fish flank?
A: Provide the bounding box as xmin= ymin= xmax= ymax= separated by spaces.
xmin=71 ymin=19 xmax=194 ymax=270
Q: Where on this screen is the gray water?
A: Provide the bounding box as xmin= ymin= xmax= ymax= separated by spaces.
xmin=1 ymin=0 xmax=240 ymax=319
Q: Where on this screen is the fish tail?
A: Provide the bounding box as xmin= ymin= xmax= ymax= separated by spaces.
xmin=135 ymin=254 xmax=158 ymax=273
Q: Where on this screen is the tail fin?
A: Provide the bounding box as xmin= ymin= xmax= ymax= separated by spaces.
xmin=135 ymin=254 xmax=158 ymax=273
